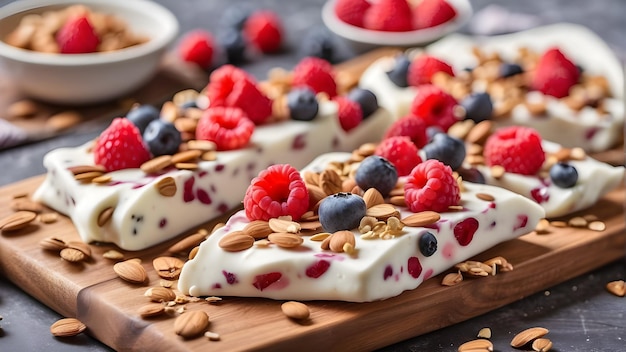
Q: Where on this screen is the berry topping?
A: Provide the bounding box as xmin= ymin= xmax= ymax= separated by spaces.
xmin=318 ymin=192 xmax=366 ymax=233
xmin=456 ymin=167 xmax=486 ymax=184
xmin=460 ymin=93 xmax=493 ymax=123
xmin=364 ymin=0 xmax=413 ymax=32
xmin=386 ymin=54 xmax=411 ymax=88
xmin=287 ymin=87 xmax=319 ymax=121
xmin=126 ymin=104 xmax=160 ymax=135
xmin=404 ymin=159 xmax=460 ymax=213
xmin=407 ymin=55 xmax=455 ymax=86
xmin=413 ymin=0 xmax=457 ymax=30
xmin=216 ymin=28 xmax=248 ymax=64
xmin=375 ymin=136 xmax=422 ymax=176
xmin=334 ymin=0 xmax=371 ymax=28
xmin=56 ymin=14 xmax=100 ymax=54
xmin=243 ymin=164 xmax=310 ymax=221
xmin=483 ymin=126 xmax=546 ymax=175
xmin=499 ymin=63 xmax=524 ymax=78
xmin=532 ymin=47 xmax=580 ymax=98
xmin=220 ymin=4 xmax=252 ymax=30
xmin=93 ymin=118 xmax=151 ymax=172
xmin=422 ymin=132 xmax=466 ymax=170
xmin=177 ymin=30 xmax=216 ymax=69
xmin=195 ymin=107 xmax=255 ymax=151
xmin=334 ymin=96 xmax=363 ymax=132
xmin=549 ymin=162 xmax=579 ymax=188
xmin=143 ymin=119 xmax=182 ymax=157
xmin=383 ymin=115 xmax=429 ymax=148
xmin=453 ymin=217 xmax=478 ymax=246
xmin=418 ymin=231 xmax=437 ymax=257
xmin=355 ymin=155 xmax=399 ymax=197
xmin=347 ymin=88 xmax=378 ymax=119
xmin=207 ymin=65 xmax=255 ymax=106
xmin=292 ymin=57 xmax=338 ymax=98
xmin=243 ymin=10 xmax=283 ymax=53
xmin=410 ymin=84 xmax=459 ymax=132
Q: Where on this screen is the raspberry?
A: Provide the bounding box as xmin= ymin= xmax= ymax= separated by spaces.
xmin=483 ymin=126 xmax=546 ymax=175
xmin=383 ymin=114 xmax=429 ymax=148
xmin=93 ymin=118 xmax=151 ymax=172
xmin=334 ymin=96 xmax=362 ymax=132
xmin=334 ymin=0 xmax=371 ymax=28
xmin=243 ymin=164 xmax=310 ymax=221
xmin=206 ymin=65 xmax=272 ymax=124
xmin=375 ymin=136 xmax=422 ymax=176
xmin=195 ymin=107 xmax=255 ymax=151
xmin=292 ymin=57 xmax=338 ymax=98
xmin=243 ymin=10 xmax=283 ymax=53
xmin=363 ymin=0 xmax=413 ymax=32
xmin=413 ymin=0 xmax=457 ymax=30
xmin=404 ymin=159 xmax=460 ymax=213
xmin=177 ymin=30 xmax=216 ymax=69
xmin=56 ymin=14 xmax=100 ymax=54
xmin=532 ymin=47 xmax=580 ymax=98
xmin=410 ymin=84 xmax=459 ymax=132
xmin=407 ymin=55 xmax=455 ymax=86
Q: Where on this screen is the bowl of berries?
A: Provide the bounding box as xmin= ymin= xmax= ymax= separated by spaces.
xmin=322 ymin=0 xmax=472 ymax=50
xmin=0 ymin=0 xmax=178 ymax=105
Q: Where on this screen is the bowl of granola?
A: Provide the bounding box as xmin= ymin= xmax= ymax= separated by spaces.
xmin=0 ymin=0 xmax=178 ymax=105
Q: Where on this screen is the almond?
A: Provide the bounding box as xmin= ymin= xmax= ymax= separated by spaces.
xmin=306 ymin=184 xmax=327 ymax=206
xmin=138 ymin=303 xmax=166 ymax=318
xmin=243 ymin=220 xmax=272 ymax=239
xmin=152 ymin=256 xmax=185 ymax=280
xmin=39 ymin=237 xmax=67 ymax=251
xmin=218 ymin=231 xmax=255 ymax=252
xmin=389 ymin=196 xmax=406 ymax=207
xmin=441 ymin=271 xmax=463 ymax=286
xmin=10 ymin=197 xmax=44 ymax=213
xmin=401 ymin=211 xmax=441 ymax=227
xmin=532 ymin=338 xmax=553 ymax=352
xmin=141 ymin=155 xmax=173 ymax=174
xmin=362 ymin=188 xmax=385 ymax=208
xmin=114 ymin=260 xmax=148 ymax=284
xmin=303 ymin=171 xmax=319 ymax=186
xmin=0 ymin=210 xmax=37 ymax=231
xmin=144 ymin=287 xmax=176 ymax=302
xmin=329 ymin=230 xmax=356 ymax=253
xmin=171 ymin=149 xmax=202 ymax=164
xmin=268 ymin=232 xmax=303 ymax=248
xmin=155 ymin=176 xmax=177 ymax=197
xmin=457 ymin=338 xmax=493 ymax=352
xmin=167 ymin=232 xmax=206 ymax=254
xmin=477 ymin=327 xmax=492 ymax=339
xmin=319 ymin=169 xmax=343 ymax=195
xmin=510 ymin=327 xmax=549 ymax=348
xmin=606 ymin=280 xmax=626 ymax=297
xmin=366 ymin=203 xmax=400 ymax=221
xmin=102 ymin=250 xmax=124 ymax=260
xmin=39 ymin=212 xmax=59 ymax=224
xmin=97 ymin=207 xmax=114 ymax=227
xmin=60 ymin=248 xmax=86 ymax=262
xmin=269 ymin=218 xmax=301 ymax=233
xmin=281 ymin=301 xmax=310 ymax=320
xmin=174 ymin=310 xmax=210 ymax=339
xmin=66 ymin=241 xmax=92 ymax=258
xmin=50 ymin=318 xmax=86 ymax=337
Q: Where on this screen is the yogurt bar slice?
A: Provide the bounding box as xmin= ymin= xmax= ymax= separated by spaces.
xmin=359 ymin=23 xmax=624 ymax=152
xmin=178 ymin=152 xmax=545 ymax=302
xmin=33 ymin=103 xmax=393 ymax=251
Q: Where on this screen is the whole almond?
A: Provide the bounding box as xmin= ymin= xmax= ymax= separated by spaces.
xmin=532 ymin=338 xmax=553 ymax=352
xmin=67 ymin=241 xmax=92 ymax=258
xmin=457 ymin=338 xmax=493 ymax=352
xmin=243 ymin=220 xmax=272 ymax=239
xmin=50 ymin=318 xmax=86 ymax=337
xmin=606 ymin=280 xmax=626 ymax=297
xmin=103 ymin=250 xmax=125 ymax=260
xmin=174 ymin=310 xmax=210 ymax=339
xmin=97 ymin=207 xmax=114 ymax=227
xmin=144 ymin=287 xmax=176 ymax=302
xmin=303 ymin=171 xmax=319 ymax=186
xmin=441 ymin=271 xmax=463 ymax=286
xmin=269 ymin=218 xmax=301 ymax=233
xmin=218 ymin=231 xmax=255 ymax=252
xmin=60 ymin=248 xmax=86 ymax=262
xmin=306 ymin=184 xmax=327 ymax=206
xmin=39 ymin=237 xmax=67 ymax=251
xmin=362 ymin=188 xmax=385 ymax=208
xmin=138 ymin=303 xmax=166 ymax=318
xmin=114 ymin=260 xmax=148 ymax=284
xmin=319 ymin=169 xmax=343 ymax=195
xmin=511 ymin=327 xmax=549 ymax=348
xmin=402 ymin=211 xmax=441 ymax=227
xmin=268 ymin=232 xmax=304 ymax=248
xmin=366 ymin=203 xmax=400 ymax=221
xmin=0 ymin=210 xmax=37 ymax=231
xmin=10 ymin=197 xmax=44 ymax=213
xmin=167 ymin=233 xmax=207 ymax=254
xmin=152 ymin=256 xmax=185 ymax=280
xmin=281 ymin=301 xmax=310 ymax=320
xmin=329 ymin=230 xmax=356 ymax=253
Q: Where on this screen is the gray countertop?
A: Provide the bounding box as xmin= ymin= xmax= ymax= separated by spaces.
xmin=0 ymin=0 xmax=624 ymax=351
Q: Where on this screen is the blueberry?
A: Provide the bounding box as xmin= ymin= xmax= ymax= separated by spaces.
xmin=461 ymin=93 xmax=493 ymax=123
xmin=299 ymin=27 xmax=337 ymax=63
xmin=126 ymin=105 xmax=160 ymax=134
xmin=217 ymin=28 xmax=247 ymax=64
xmin=499 ymin=63 xmax=524 ymax=78
xmin=456 ymin=167 xmax=486 ymax=184
xmin=143 ymin=119 xmax=182 ymax=157
xmin=422 ymin=133 xmax=466 ymax=170
xmin=418 ymin=231 xmax=437 ymax=257
xmin=355 ymin=155 xmax=398 ymax=197
xmin=287 ymin=87 xmax=319 ymax=121
xmin=318 ymin=192 xmax=366 ymax=233
xmin=347 ymin=88 xmax=378 ymax=119
xmin=386 ymin=54 xmax=411 ymax=88
xmin=220 ymin=4 xmax=252 ymax=30
xmin=426 ymin=126 xmax=445 ymax=142
xmin=549 ymin=162 xmax=578 ymax=188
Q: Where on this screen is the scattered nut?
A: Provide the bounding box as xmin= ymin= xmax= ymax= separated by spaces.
xmin=281 ymin=301 xmax=310 ymax=320
xmin=50 ymin=318 xmax=86 ymax=337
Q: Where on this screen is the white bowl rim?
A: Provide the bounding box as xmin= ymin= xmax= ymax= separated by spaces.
xmin=322 ymin=0 xmax=473 ymax=46
xmin=0 ymin=0 xmax=179 ymax=66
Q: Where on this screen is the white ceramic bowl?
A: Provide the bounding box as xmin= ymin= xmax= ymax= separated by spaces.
xmin=322 ymin=0 xmax=472 ymax=51
xmin=0 ymin=0 xmax=179 ymax=105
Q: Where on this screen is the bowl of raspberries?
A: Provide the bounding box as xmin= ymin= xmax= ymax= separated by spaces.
xmin=322 ymin=0 xmax=472 ymax=49
xmin=0 ymin=0 xmax=178 ymax=105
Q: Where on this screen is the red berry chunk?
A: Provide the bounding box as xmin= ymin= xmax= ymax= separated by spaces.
xmin=305 ymin=260 xmax=331 ymax=278
xmin=453 ymin=217 xmax=478 ymax=246
xmin=375 ymin=136 xmax=422 ymax=176
xmin=243 ymin=164 xmax=310 ymax=221
xmin=335 ymin=96 xmax=363 ymax=132
xmin=178 ymin=30 xmax=215 ymax=69
xmin=292 ymin=57 xmax=338 ymax=98
xmin=532 ymin=47 xmax=580 ymax=98
xmin=252 ymin=272 xmax=282 ymax=291
xmin=195 ymin=106 xmax=255 ymax=151
xmin=383 ymin=114 xmax=429 ymax=148
xmin=93 ymin=118 xmax=151 ymax=172
xmin=408 ymin=55 xmax=455 ymax=86
xmin=407 ymin=256 xmax=422 ymax=278
xmin=410 ymin=84 xmax=459 ymax=132
xmin=243 ymin=10 xmax=283 ymax=53
xmin=413 ymin=0 xmax=457 ymax=30
xmin=483 ymin=126 xmax=546 ymax=175
xmin=56 ymin=15 xmax=100 ymax=54
xmin=404 ymin=159 xmax=460 ymax=213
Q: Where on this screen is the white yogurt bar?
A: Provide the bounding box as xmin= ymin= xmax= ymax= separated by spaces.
xmin=359 ymin=23 xmax=624 ymax=152
xmin=33 ymin=104 xmax=394 ymax=251
xmin=178 ymin=152 xmax=545 ymax=302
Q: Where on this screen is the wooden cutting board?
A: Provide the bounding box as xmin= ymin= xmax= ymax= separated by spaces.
xmin=0 ymin=176 xmax=624 ymax=351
